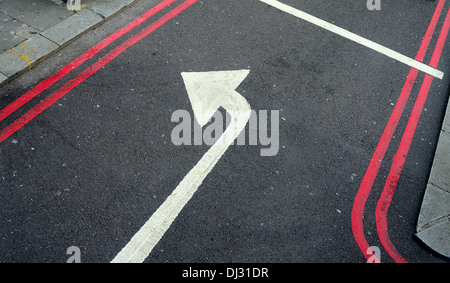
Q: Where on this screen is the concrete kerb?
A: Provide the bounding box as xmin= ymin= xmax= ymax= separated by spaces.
xmin=0 ymin=0 xmax=141 ymax=88
xmin=416 ymin=93 xmax=450 ymax=259
xmin=0 ymin=72 xmax=8 ymax=85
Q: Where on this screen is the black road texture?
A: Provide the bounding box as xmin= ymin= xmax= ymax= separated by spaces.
xmin=0 ymin=0 xmax=449 ymax=263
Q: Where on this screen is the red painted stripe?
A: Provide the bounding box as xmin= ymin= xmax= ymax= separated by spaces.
xmin=0 ymin=0 xmax=198 ymax=143
xmin=0 ymin=0 xmax=177 ymax=123
xmin=376 ymin=7 xmax=450 ymax=263
xmin=351 ymin=0 xmax=446 ymax=262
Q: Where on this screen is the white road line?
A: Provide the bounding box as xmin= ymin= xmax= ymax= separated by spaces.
xmin=111 ymin=70 xmax=251 ymax=263
xmin=258 ymin=0 xmax=444 ymax=79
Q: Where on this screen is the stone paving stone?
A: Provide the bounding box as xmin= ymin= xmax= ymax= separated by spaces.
xmin=0 ymin=0 xmax=72 ymax=31
xmin=0 ymin=35 xmax=58 ymax=77
xmin=443 ymin=99 xmax=450 ymax=133
xmin=89 ymin=0 xmax=135 ymax=18
xmin=14 ymin=24 xmax=40 ymax=41
xmin=428 ymin=131 xmax=450 ymax=192
xmin=416 ymin=220 xmax=450 ymax=258
xmin=0 ymin=11 xmax=13 ymax=23
xmin=0 ymin=20 xmax=26 ymax=53
xmin=0 ymin=0 xmax=141 ymax=82
xmin=0 ymin=72 xmax=8 ymax=85
xmin=417 ymin=184 xmax=450 ymax=231
xmin=40 ymin=8 xmax=103 ymax=46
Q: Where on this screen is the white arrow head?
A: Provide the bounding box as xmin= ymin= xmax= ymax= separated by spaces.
xmin=181 ymin=70 xmax=251 ymax=127
xmin=112 ymin=70 xmax=252 ymax=263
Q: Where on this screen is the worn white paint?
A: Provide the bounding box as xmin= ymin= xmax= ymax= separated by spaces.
xmin=111 ymin=70 xmax=251 ymax=263
xmin=258 ymin=0 xmax=444 ymax=79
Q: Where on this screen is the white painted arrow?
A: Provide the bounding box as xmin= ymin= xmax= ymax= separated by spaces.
xmin=111 ymin=70 xmax=251 ymax=263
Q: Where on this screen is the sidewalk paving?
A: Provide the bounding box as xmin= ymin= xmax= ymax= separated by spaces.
xmin=416 ymin=95 xmax=450 ymax=259
xmin=0 ymin=0 xmax=449 ymax=261
xmin=0 ymin=0 xmax=136 ymax=86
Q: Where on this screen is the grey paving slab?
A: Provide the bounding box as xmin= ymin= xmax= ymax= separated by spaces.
xmin=79 ymin=0 xmax=102 ymax=9
xmin=443 ymin=99 xmax=450 ymax=133
xmin=0 ymin=72 xmax=7 ymax=85
xmin=417 ymin=94 xmax=450 ymax=258
xmin=89 ymin=0 xmax=135 ymax=18
xmin=40 ymin=8 xmax=103 ymax=46
xmin=0 ymin=0 xmax=72 ymax=31
xmin=0 ymin=11 xmax=12 ymax=23
xmin=0 ymin=20 xmax=26 ymax=53
xmin=14 ymin=24 xmax=40 ymax=41
xmin=428 ymin=131 xmax=450 ymax=192
xmin=417 ymin=184 xmax=450 ymax=231
xmin=416 ymin=220 xmax=450 ymax=258
xmin=0 ymin=34 xmax=58 ymax=77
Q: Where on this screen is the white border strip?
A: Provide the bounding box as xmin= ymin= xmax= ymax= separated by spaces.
xmin=259 ymin=0 xmax=444 ymax=79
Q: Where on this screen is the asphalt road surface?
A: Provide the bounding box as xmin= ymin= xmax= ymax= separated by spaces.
xmin=0 ymin=0 xmax=449 ymax=263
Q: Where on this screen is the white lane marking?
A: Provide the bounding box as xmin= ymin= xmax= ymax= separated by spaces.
xmin=258 ymin=0 xmax=444 ymax=79
xmin=111 ymin=70 xmax=251 ymax=263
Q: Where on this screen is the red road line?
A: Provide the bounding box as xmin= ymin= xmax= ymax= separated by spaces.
xmin=351 ymin=0 xmax=446 ymax=262
xmin=376 ymin=7 xmax=450 ymax=263
xmin=0 ymin=0 xmax=178 ymax=123
xmin=0 ymin=0 xmax=198 ymax=144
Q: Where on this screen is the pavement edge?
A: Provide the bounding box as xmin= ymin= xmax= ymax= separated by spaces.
xmin=0 ymin=0 xmax=141 ymax=88
xmin=416 ymin=90 xmax=450 ymax=259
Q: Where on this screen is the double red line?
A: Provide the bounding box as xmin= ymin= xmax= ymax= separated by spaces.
xmin=1 ymin=0 xmax=449 ymax=263
xmin=352 ymin=0 xmax=450 ymax=263
xmin=0 ymin=0 xmax=198 ymax=143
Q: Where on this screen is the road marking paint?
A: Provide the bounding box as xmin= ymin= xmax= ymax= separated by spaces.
xmin=0 ymin=0 xmax=178 ymax=123
xmin=258 ymin=0 xmax=444 ymax=79
xmin=111 ymin=70 xmax=251 ymax=263
xmin=376 ymin=6 xmax=450 ymax=263
xmin=4 ymin=42 xmax=36 ymax=66
xmin=0 ymin=0 xmax=198 ymax=144
xmin=351 ymin=0 xmax=446 ymax=262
